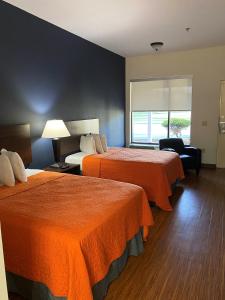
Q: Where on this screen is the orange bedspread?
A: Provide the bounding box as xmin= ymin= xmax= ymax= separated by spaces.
xmin=0 ymin=172 xmax=153 ymax=300
xmin=83 ymin=148 xmax=184 ymax=211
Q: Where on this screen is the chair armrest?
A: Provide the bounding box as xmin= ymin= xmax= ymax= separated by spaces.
xmin=183 ymin=146 xmax=201 ymax=156
xmin=184 ymin=147 xmax=202 ymax=170
xmin=161 ymin=148 xmax=176 ymax=152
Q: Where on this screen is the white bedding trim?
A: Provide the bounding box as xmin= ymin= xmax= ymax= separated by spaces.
xmin=65 ymin=152 xmax=89 ymax=170
xmin=0 ymin=169 xmax=43 ymax=186
xmin=26 ymin=169 xmax=44 ymax=177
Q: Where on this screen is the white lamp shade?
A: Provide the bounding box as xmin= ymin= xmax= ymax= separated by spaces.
xmin=42 ymin=120 xmax=70 ymax=139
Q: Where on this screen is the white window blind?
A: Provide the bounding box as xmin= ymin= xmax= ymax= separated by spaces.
xmin=131 ymin=78 xmax=192 ymax=111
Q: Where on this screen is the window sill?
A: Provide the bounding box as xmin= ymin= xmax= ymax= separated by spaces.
xmin=129 ymin=143 xmax=159 ymax=150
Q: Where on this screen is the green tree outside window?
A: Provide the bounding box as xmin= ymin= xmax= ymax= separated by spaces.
xmin=162 ymin=118 xmax=191 ymax=138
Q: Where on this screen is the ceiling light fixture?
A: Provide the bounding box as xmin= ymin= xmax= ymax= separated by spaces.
xmin=150 ymin=42 xmax=164 ymax=52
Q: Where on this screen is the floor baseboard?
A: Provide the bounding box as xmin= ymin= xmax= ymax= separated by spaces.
xmin=202 ymin=163 xmax=216 ymax=169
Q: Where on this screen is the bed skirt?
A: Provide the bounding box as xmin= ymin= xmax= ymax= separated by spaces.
xmin=7 ymin=230 xmax=144 ymax=300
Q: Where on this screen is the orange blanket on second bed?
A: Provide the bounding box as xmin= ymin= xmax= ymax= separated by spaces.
xmin=83 ymin=148 xmax=184 ymax=211
xmin=0 ymin=172 xmax=153 ymax=300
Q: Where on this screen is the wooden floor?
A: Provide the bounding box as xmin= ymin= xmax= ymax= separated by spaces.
xmin=9 ymin=168 xmax=225 ymax=300
xmin=106 ymin=168 xmax=225 ymax=300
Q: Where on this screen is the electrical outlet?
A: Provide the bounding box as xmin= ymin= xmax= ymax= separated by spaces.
xmin=202 ymin=121 xmax=207 ymax=127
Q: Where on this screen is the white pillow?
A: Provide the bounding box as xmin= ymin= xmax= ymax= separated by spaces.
xmin=1 ymin=150 xmax=27 ymax=183
xmin=100 ymin=134 xmax=108 ymax=152
xmin=91 ymin=134 xmax=104 ymax=154
xmin=80 ymin=135 xmax=97 ymax=154
xmin=0 ymin=155 xmax=15 ymax=186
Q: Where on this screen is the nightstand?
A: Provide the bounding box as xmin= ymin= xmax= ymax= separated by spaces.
xmin=44 ymin=163 xmax=80 ymax=175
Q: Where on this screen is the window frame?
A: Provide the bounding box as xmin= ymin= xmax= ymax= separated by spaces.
xmin=131 ymin=110 xmax=192 ymax=145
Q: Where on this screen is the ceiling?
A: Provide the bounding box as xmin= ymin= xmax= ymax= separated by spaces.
xmin=4 ymin=0 xmax=225 ymax=57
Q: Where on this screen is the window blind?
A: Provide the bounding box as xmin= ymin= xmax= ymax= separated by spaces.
xmin=130 ymin=78 xmax=192 ymax=111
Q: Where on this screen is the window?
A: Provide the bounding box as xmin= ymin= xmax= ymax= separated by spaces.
xmin=130 ymin=78 xmax=192 ymax=145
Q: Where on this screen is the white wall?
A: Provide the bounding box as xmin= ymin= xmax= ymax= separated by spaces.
xmin=126 ymin=45 xmax=225 ymax=164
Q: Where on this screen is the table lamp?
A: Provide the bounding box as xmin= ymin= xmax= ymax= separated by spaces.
xmin=42 ymin=119 xmax=70 ymax=168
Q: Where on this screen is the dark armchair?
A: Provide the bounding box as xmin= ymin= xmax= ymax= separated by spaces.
xmin=159 ymin=138 xmax=202 ymax=175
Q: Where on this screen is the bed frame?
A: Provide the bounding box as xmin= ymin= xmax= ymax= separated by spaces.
xmin=0 ymin=124 xmax=32 ymax=166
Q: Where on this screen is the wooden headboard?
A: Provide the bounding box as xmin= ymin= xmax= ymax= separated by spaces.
xmin=56 ymin=135 xmax=81 ymax=162
xmin=56 ymin=119 xmax=99 ymax=161
xmin=0 ymin=124 xmax=32 ymax=166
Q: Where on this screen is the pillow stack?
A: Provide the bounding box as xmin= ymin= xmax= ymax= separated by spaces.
xmin=91 ymin=134 xmax=105 ymax=154
xmin=80 ymin=134 xmax=108 ymax=154
xmin=100 ymin=134 xmax=108 ymax=152
xmin=80 ymin=135 xmax=97 ymax=154
xmin=0 ymin=154 xmax=15 ymax=187
xmin=0 ymin=149 xmax=27 ymax=187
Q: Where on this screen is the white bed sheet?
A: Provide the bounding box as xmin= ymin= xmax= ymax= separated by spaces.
xmin=26 ymin=169 xmax=44 ymax=177
xmin=65 ymin=152 xmax=89 ymax=170
xmin=0 ymin=169 xmax=43 ymax=186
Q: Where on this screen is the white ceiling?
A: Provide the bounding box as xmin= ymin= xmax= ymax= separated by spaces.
xmin=4 ymin=0 xmax=225 ymax=57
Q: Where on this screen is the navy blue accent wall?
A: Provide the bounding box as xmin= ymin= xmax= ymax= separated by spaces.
xmin=0 ymin=2 xmax=125 ymax=168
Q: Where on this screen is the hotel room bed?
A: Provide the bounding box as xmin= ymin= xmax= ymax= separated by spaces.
xmin=66 ymin=147 xmax=184 ymax=211
xmin=0 ymin=170 xmax=153 ymax=300
xmin=0 ymin=124 xmax=153 ymax=300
